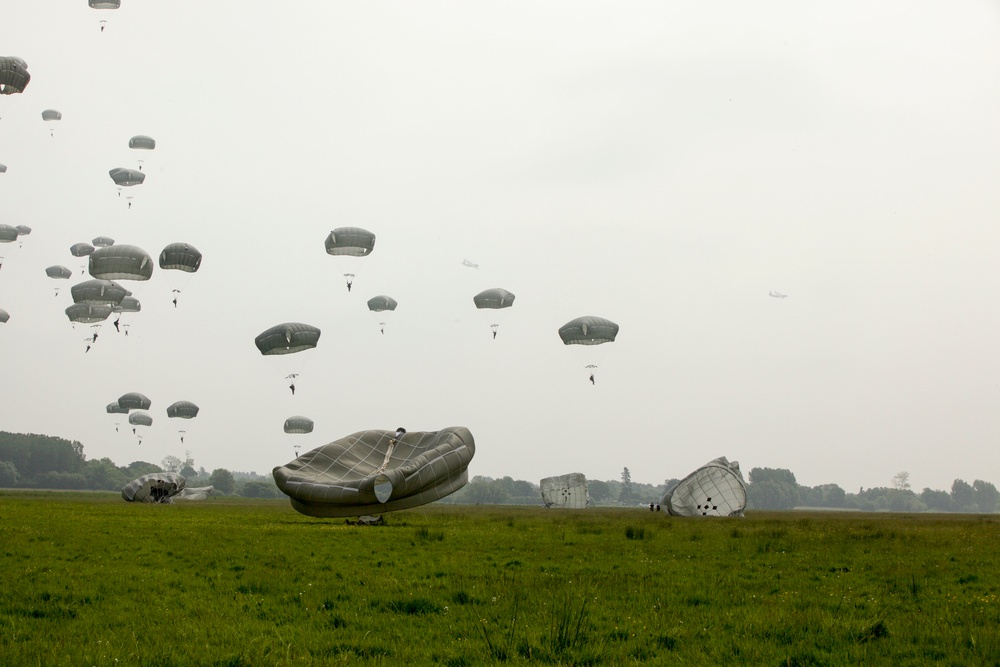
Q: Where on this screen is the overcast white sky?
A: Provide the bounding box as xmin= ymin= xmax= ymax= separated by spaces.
xmin=2 ymin=1 xmax=999 ymax=491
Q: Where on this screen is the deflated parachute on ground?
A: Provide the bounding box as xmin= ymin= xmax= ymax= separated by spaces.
xmin=540 ymin=473 xmax=590 ymax=509
xmin=273 ymin=426 xmax=475 ymax=518
xmin=661 ymin=457 xmax=747 ymax=517
xmin=122 ymin=472 xmax=185 ymax=503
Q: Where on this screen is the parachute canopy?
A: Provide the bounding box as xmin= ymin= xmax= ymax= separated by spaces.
xmin=70 ymin=242 xmax=95 ymax=257
xmin=15 ymin=225 xmax=31 ymax=236
xmin=366 ymin=295 xmax=397 ymax=313
xmin=158 ymin=243 xmax=202 ymax=272
xmin=558 ymin=316 xmax=619 ymax=346
xmin=65 ymin=303 xmax=113 ymax=323
xmin=106 ymin=402 xmax=128 ymax=414
xmin=109 ymin=167 xmax=145 ymax=187
xmin=92 ymin=236 xmax=115 ymax=248
xmin=0 ymin=57 xmax=30 ymax=95
xmin=122 ymin=472 xmax=185 ymax=503
xmin=112 ymin=295 xmax=141 ymax=313
xmin=473 ymin=288 xmax=515 ymax=310
xmin=128 ymin=135 xmax=155 ymax=150
xmin=46 ymin=265 xmax=73 ymax=279
xmin=662 ymin=457 xmax=748 ymax=517
xmin=41 ymin=109 xmax=62 ymax=122
xmin=166 ymin=401 xmax=199 ymax=419
xmin=118 ymin=392 xmax=151 ymax=411
xmin=273 ymin=426 xmax=475 ymax=518
xmin=71 ymin=279 xmax=128 ymax=306
xmin=128 ymin=411 xmax=153 ymax=427
xmin=175 ymin=486 xmax=214 ymax=501
xmin=0 ymin=308 xmax=8 ymax=324
xmin=540 ymin=473 xmax=590 ymax=509
xmin=255 ymin=322 xmax=321 ymax=355
xmin=284 ymin=416 xmax=314 ymax=434
xmin=0 ymin=225 xmax=18 ymax=243
xmin=324 ymin=227 xmax=376 ymax=256
xmin=0 ymin=164 xmax=6 ymax=173
xmin=89 ymin=245 xmax=153 ymax=281
xmin=90 ymin=0 xmax=121 ymax=8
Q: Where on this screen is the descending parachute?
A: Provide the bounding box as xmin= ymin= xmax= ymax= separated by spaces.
xmin=15 ymin=225 xmax=30 ymax=237
xmin=92 ymin=236 xmax=115 ymax=248
xmin=0 ymin=164 xmax=6 ymax=173
xmin=558 ymin=316 xmax=619 ymax=384
xmin=109 ymin=168 xmax=144 ymax=187
xmin=106 ymin=402 xmax=128 ymax=414
xmin=128 ymin=411 xmax=153 ymax=426
xmin=122 ymin=472 xmax=185 ymax=503
xmin=166 ymin=401 xmax=199 ymax=419
xmin=0 ymin=225 xmax=18 ymax=243
xmin=540 ymin=473 xmax=590 ymax=509
xmin=118 ymin=392 xmax=151 ymax=411
xmin=661 ymin=457 xmax=748 ymax=517
xmin=89 ymin=245 xmax=153 ymax=281
xmin=284 ymin=415 xmax=314 ymax=456
xmin=71 ymin=279 xmax=128 ymax=306
xmin=129 ymin=135 xmax=155 ymax=150
xmin=0 ymin=57 xmax=30 ymax=95
xmin=473 ymin=288 xmax=515 ymax=339
xmin=159 ymin=243 xmax=201 ymax=307
xmin=0 ymin=308 xmax=8 ymax=324
xmin=324 ymin=227 xmax=375 ymax=292
xmin=273 ymin=426 xmax=475 ymax=518
xmin=89 ymin=0 xmax=120 ymax=32
xmin=112 ymin=295 xmax=141 ymax=313
xmin=366 ymin=295 xmax=397 ymax=335
xmin=41 ymin=109 xmax=61 ymax=137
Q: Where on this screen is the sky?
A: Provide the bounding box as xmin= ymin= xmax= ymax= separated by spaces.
xmin=2 ymin=1 xmax=999 ymax=492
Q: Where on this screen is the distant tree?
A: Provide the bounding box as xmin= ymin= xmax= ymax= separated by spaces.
xmin=891 ymin=471 xmax=911 ymax=491
xmin=83 ymin=458 xmax=128 ymax=490
xmin=0 ymin=460 xmax=18 ymax=487
xmin=0 ymin=431 xmax=86 ymax=479
xmin=161 ymin=455 xmax=183 ymax=473
xmin=920 ymin=488 xmax=952 ymax=512
xmin=209 ymin=468 xmax=236 ymax=494
xmin=619 ymin=467 xmax=634 ymax=504
xmin=122 ymin=461 xmax=162 ymax=478
xmin=463 ymin=477 xmax=509 ymax=504
xmin=972 ymin=480 xmax=1000 ymax=513
xmin=747 ymin=467 xmax=799 ymax=510
xmin=240 ymin=481 xmax=282 ymax=499
xmin=34 ymin=471 xmax=87 ymax=490
xmin=180 ymin=465 xmax=197 ymax=479
xmin=951 ymin=479 xmax=976 ymax=512
xmin=588 ymin=479 xmax=611 ymax=503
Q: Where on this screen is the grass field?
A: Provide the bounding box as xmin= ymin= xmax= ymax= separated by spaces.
xmin=1 ymin=491 xmax=998 ymax=666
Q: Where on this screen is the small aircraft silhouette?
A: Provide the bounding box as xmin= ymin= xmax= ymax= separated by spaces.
xmin=769 ymin=290 xmax=788 ymax=298
xmin=462 ymin=259 xmax=479 ymax=269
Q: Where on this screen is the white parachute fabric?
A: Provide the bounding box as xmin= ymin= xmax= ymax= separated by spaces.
xmin=175 ymin=486 xmax=215 ymax=501
xmin=540 ymin=473 xmax=589 ymax=509
xmin=272 ymin=426 xmax=475 ymax=518
xmin=121 ymin=472 xmax=186 ymax=503
xmin=662 ymin=457 xmax=747 ymax=517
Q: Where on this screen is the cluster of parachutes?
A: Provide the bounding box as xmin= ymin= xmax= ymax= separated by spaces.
xmin=105 ymin=392 xmax=200 ymax=445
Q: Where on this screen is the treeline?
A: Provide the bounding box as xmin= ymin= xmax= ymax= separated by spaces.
xmin=3 ymin=431 xmax=998 ymax=513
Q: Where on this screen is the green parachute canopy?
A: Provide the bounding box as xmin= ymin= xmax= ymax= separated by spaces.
xmin=92 ymin=236 xmax=115 ymax=248
xmin=255 ymin=322 xmax=321 ymax=355
xmin=46 ymin=266 xmax=73 ymax=279
xmin=118 ymin=392 xmax=151 ymax=411
xmin=284 ymin=416 xmax=314 ymax=434
xmin=112 ymin=296 xmax=141 ymax=313
xmin=89 ymin=245 xmax=153 ymax=281
xmin=128 ymin=411 xmax=153 ymax=427
xmin=122 ymin=472 xmax=185 ymax=503
xmin=128 ymin=135 xmax=155 ymax=150
xmin=70 ymin=242 xmax=95 ymax=257
xmin=108 ymin=167 xmax=145 ymax=187
xmin=166 ymin=401 xmax=199 ymax=419
xmin=662 ymin=457 xmax=748 ymax=518
xmin=324 ymin=227 xmax=376 ymax=256
xmin=273 ymin=426 xmax=475 ymax=518
xmin=15 ymin=225 xmax=31 ymax=236
xmin=0 ymin=308 xmax=9 ymax=324
xmin=65 ymin=303 xmax=113 ymax=323
xmin=366 ymin=295 xmax=397 ymax=312
xmin=0 ymin=225 xmax=18 ymax=243
xmin=158 ymin=243 xmax=202 ymax=272
xmin=540 ymin=473 xmax=590 ymax=509
xmin=106 ymin=402 xmax=128 ymax=414
xmin=0 ymin=57 xmax=30 ymax=95
xmin=41 ymin=109 xmax=62 ymax=121
xmin=473 ymin=288 xmax=515 ymax=310
xmin=558 ymin=316 xmax=619 ymax=346
xmin=71 ymin=279 xmax=128 ymax=306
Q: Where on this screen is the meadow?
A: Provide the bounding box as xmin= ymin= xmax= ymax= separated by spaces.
xmin=0 ymin=492 xmax=998 ymax=666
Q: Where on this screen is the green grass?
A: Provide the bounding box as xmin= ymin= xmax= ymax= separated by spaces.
xmin=1 ymin=491 xmax=999 ymax=665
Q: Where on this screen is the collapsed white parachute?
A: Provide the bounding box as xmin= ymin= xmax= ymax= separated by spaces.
xmin=662 ymin=457 xmax=747 ymax=517
xmin=121 ymin=472 xmax=186 ymax=503
xmin=540 ymin=472 xmax=589 ymax=509
xmin=175 ymin=486 xmax=215 ymax=501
